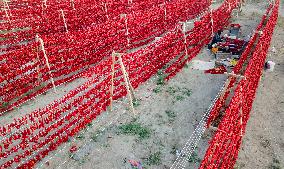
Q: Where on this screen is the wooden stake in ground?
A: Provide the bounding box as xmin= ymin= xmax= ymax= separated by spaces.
xmin=210 ymin=8 xmax=214 ymax=37
xmin=180 ymin=22 xmax=189 ymax=58
xmin=121 ymin=14 xmax=130 ymax=47
xmin=3 ymin=0 xmax=11 ymax=22
xmin=70 ymin=0 xmax=75 ymax=10
xmin=104 ymin=3 xmax=109 ymax=20
xmin=43 ymin=0 xmax=47 ymax=9
xmin=36 ymin=35 xmax=57 ymax=92
xmin=35 ymin=45 xmax=42 ymax=83
xmin=60 ymin=9 xmax=68 ymax=33
xmin=110 ymin=51 xmax=116 ymax=111
xmin=116 ymin=53 xmax=135 ymax=114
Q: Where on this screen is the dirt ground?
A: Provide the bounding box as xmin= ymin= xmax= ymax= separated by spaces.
xmin=1 ymin=1 xmax=283 ymax=169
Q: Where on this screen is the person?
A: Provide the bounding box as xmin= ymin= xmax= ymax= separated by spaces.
xmin=208 ymin=30 xmax=223 ymax=49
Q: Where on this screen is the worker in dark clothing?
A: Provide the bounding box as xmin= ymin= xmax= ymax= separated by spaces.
xmin=208 ymin=30 xmax=223 ymax=49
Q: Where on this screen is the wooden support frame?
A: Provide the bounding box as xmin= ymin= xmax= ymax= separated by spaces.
xmin=224 ymin=72 xmax=245 ymax=79
xmin=210 ymin=8 xmax=214 ymax=37
xmin=110 ymin=51 xmax=116 ymax=111
xmin=36 ymin=35 xmax=57 ymax=92
xmin=239 ymin=84 xmax=244 ymax=137
xmin=179 ymin=22 xmax=190 ymax=58
xmin=3 ymin=0 xmax=11 ymax=22
xmin=104 ymin=2 xmax=109 ymax=20
xmin=60 ymin=9 xmax=68 ymax=33
xmin=43 ymin=0 xmax=47 ymax=9
xmin=110 ymin=52 xmax=135 ymax=115
xmin=120 ymin=14 xmax=130 ymax=47
xmin=158 ymin=2 xmax=167 ymax=21
xmin=70 ymin=0 xmax=75 ymax=10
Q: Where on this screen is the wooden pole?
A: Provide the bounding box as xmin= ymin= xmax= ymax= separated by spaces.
xmin=239 ymin=85 xmax=243 ymax=137
xmin=121 ymin=14 xmax=130 ymax=47
xmin=60 ymin=9 xmax=68 ymax=33
xmin=116 ymin=53 xmax=135 ymax=114
xmin=210 ymin=8 xmax=214 ymax=37
xmin=3 ymin=0 xmax=10 ymax=22
xmin=36 ymin=35 xmax=57 ymax=92
xmin=70 ymin=0 xmax=75 ymax=10
xmin=35 ymin=44 xmax=42 ymax=82
xmin=164 ymin=2 xmax=167 ymax=19
xmin=43 ymin=0 xmax=47 ymax=9
xmin=104 ymin=3 xmax=109 ymax=20
xmin=110 ymin=51 xmax=116 ymax=111
xmin=224 ymin=72 xmax=245 ymax=79
xmin=180 ymin=22 xmax=189 ymax=58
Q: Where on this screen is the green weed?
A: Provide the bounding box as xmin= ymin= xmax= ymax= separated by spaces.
xmin=157 ymin=70 xmax=166 ymax=85
xmin=175 ymin=95 xmax=185 ymax=101
xmin=268 ymin=157 xmax=281 ymax=169
xmin=165 ymin=110 xmax=176 ymax=123
xmin=188 ymin=151 xmax=201 ymax=164
xmin=133 ymin=98 xmax=141 ymax=107
xmin=181 ymin=88 xmax=192 ymax=97
xmin=153 ymin=86 xmax=162 ymax=93
xmin=118 ymin=123 xmax=151 ymax=139
xmin=76 ymin=133 xmax=85 ymax=140
xmin=145 ymin=152 xmax=162 ymax=165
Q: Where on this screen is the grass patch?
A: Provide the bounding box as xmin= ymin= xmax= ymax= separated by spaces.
xmin=76 ymin=133 xmax=85 ymax=140
xmin=166 ymin=86 xmax=192 ymax=103
xmin=153 ymin=86 xmax=162 ymax=93
xmin=175 ymin=95 xmax=185 ymax=101
xmin=0 ymin=102 xmax=10 ymax=110
xmin=133 ymin=98 xmax=141 ymax=107
xmin=181 ymin=88 xmax=192 ymax=97
xmin=118 ymin=122 xmax=151 ymax=139
xmin=187 ymin=151 xmax=201 ymax=164
xmin=157 ymin=70 xmax=166 ymax=86
xmin=165 ymin=110 xmax=176 ymax=123
xmin=166 ymin=86 xmax=179 ymax=95
xmin=184 ymin=63 xmax=189 ymax=68
xmin=145 ymin=152 xmax=162 ymax=165
xmin=268 ymin=157 xmax=281 ymax=169
xmin=90 ymin=131 xmax=100 ymax=142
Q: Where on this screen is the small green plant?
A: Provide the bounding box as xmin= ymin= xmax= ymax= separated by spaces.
xmin=118 ymin=123 xmax=151 ymax=139
xmin=157 ymin=70 xmax=166 ymax=85
xmin=153 ymin=86 xmax=162 ymax=93
xmin=175 ymin=95 xmax=185 ymax=101
xmin=90 ymin=129 xmax=105 ymax=142
xmin=165 ymin=110 xmax=176 ymax=123
xmin=181 ymin=88 xmax=192 ymax=97
xmin=268 ymin=157 xmax=281 ymax=169
xmin=133 ymin=98 xmax=141 ymax=107
xmin=76 ymin=133 xmax=85 ymax=140
xmin=166 ymin=86 xmax=178 ymax=95
xmin=184 ymin=63 xmax=189 ymax=68
xmin=0 ymin=102 xmax=9 ymax=109
xmin=87 ymin=122 xmax=93 ymax=127
xmin=145 ymin=152 xmax=162 ymax=165
xmin=78 ymin=158 xmax=86 ymax=165
xmin=90 ymin=133 xmax=99 ymax=142
xmin=170 ymin=145 xmax=178 ymax=155
xmin=188 ymin=151 xmax=201 ymax=164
